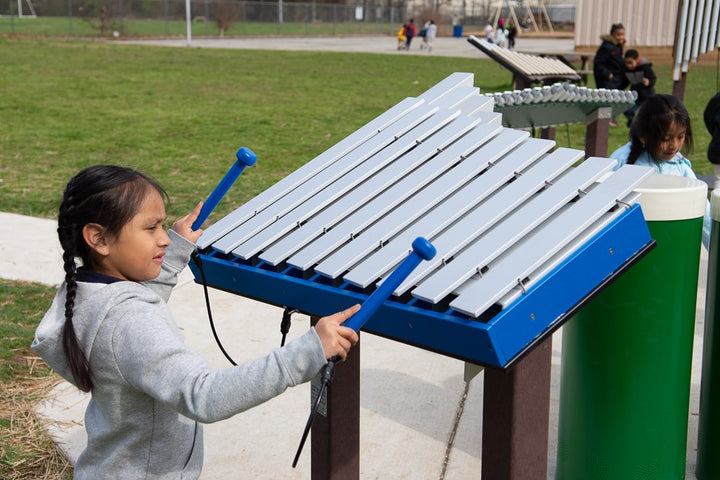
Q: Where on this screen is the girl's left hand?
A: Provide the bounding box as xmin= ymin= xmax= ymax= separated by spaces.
xmin=172 ymin=202 xmax=204 ymax=244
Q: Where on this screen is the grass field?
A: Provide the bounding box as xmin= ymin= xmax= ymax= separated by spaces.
xmin=2 ymin=36 xmax=719 ymax=221
xmin=1 ymin=35 xmax=719 ymax=479
xmin=0 ymin=15 xmax=395 ymax=37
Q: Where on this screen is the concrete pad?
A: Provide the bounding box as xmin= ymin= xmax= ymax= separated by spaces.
xmin=115 ymin=35 xmax=576 ymax=60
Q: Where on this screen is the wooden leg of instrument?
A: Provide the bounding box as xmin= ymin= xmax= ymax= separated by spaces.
xmin=311 ymin=317 xmax=361 ymax=480
xmin=540 ymin=126 xmax=556 ymax=141
xmin=585 ymin=106 xmax=612 ymax=158
xmin=482 ymin=337 xmax=552 ymax=480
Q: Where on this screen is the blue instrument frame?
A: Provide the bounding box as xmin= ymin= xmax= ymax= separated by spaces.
xmin=189 ymin=204 xmax=653 ymax=369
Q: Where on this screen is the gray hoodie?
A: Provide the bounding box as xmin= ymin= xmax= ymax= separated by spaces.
xmin=32 ymin=230 xmax=327 ymax=479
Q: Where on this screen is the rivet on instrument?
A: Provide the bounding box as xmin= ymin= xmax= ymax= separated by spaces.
xmin=517 ymin=277 xmax=527 ymax=295
xmin=615 ymin=199 xmax=632 ymax=209
xmin=530 ymin=313 xmax=536 ymax=320
xmin=609 ymin=248 xmax=614 ymax=254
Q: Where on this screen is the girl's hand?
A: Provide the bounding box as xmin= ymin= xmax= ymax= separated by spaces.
xmin=315 ymin=304 xmax=361 ymax=361
xmin=171 ymin=202 xmax=204 ymax=244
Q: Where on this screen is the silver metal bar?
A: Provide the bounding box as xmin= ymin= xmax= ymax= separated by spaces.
xmin=210 ymin=104 xmax=439 ymax=254
xmin=314 ymin=132 xmax=543 ymax=279
xmin=344 ymin=141 xmax=576 ymax=289
xmin=197 ymin=96 xmax=426 ymax=249
xmin=489 ymin=191 xmax=643 ymax=310
xmin=258 ymin=114 xmax=481 ymax=265
xmin=408 ymin=157 xmax=619 ymax=304
xmin=417 ymin=72 xmax=475 ymax=105
xmin=447 ymin=164 xmax=654 ymax=317
xmin=285 ymin=123 xmax=505 ymax=271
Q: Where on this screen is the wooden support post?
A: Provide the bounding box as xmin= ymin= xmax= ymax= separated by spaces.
xmin=482 ymin=338 xmax=553 ymax=480
xmin=311 ymin=317 xmax=360 ymax=480
xmin=540 ymin=126 xmax=556 ymax=141
xmin=585 ymin=106 xmax=612 ymax=158
xmin=513 ymin=74 xmax=532 ymax=91
xmin=672 ymin=73 xmax=687 ymax=101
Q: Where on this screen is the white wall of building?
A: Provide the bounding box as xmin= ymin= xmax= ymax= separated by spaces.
xmin=575 ymin=0 xmax=680 ymax=48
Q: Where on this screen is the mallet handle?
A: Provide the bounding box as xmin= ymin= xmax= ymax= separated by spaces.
xmin=343 ymin=236 xmax=436 ymax=331
xmin=192 ymin=147 xmax=257 ymax=231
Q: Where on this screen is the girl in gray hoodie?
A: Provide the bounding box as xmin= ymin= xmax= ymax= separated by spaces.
xmin=32 ymin=165 xmax=359 ymax=479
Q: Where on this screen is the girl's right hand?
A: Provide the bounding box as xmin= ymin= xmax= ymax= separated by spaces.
xmin=314 ymin=305 xmax=361 ymax=361
xmin=172 ymin=202 xmax=204 ymax=244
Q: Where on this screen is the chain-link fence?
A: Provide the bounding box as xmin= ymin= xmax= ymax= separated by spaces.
xmin=0 ymin=0 xmax=574 ymax=38
xmin=0 ymin=0 xmax=410 ymax=37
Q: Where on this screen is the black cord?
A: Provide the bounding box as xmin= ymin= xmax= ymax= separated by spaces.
xmin=291 ymin=355 xmax=340 ymax=468
xmin=191 ymin=250 xmax=237 ymax=366
xmin=280 ymin=307 xmax=297 ymax=347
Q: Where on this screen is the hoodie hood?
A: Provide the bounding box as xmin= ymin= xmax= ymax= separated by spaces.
xmin=31 ymin=279 xmax=163 ymax=387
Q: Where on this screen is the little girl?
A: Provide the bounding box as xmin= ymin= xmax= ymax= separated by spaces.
xmin=610 ymin=93 xmax=711 ymax=248
xmin=32 ymin=165 xmax=359 ymax=479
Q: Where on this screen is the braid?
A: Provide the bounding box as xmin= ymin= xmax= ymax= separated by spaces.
xmin=58 ymin=198 xmax=93 ymax=392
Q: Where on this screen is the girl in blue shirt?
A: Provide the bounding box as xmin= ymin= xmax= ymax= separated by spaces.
xmin=610 ymin=93 xmax=711 ymax=247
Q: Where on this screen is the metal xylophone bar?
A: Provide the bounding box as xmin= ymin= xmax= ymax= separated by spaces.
xmin=190 ymin=72 xmax=656 ymax=480
xmin=490 ymin=81 xmax=637 ymax=130
xmin=467 ymin=35 xmax=582 ymax=89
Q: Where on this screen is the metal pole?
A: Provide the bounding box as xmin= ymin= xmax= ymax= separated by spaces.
xmin=185 ymin=0 xmax=191 ymax=45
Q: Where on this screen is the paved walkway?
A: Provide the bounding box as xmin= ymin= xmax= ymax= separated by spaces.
xmin=117 ymin=34 xmax=577 ymax=59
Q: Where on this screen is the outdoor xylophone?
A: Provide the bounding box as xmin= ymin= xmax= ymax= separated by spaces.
xmin=188 ymin=72 xmax=655 ymax=370
xmin=489 ymin=81 xmax=637 ymax=129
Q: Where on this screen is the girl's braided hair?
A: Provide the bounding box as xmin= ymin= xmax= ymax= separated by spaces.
xmin=627 ymin=93 xmax=694 ymax=165
xmin=58 ymin=165 xmax=166 ymax=392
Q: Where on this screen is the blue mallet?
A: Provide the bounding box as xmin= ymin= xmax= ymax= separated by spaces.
xmin=191 ymin=147 xmax=257 ymax=231
xmin=342 ymin=236 xmax=436 ymax=331
xmin=292 ymin=237 xmax=436 ymax=467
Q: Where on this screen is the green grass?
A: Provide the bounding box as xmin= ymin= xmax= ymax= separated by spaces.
xmin=1 ymin=37 xmax=718 ymax=223
xmin=0 ymin=280 xmax=54 ymax=381
xmin=0 ymin=16 xmax=394 ymax=37
xmin=0 ymin=37 xmax=516 ymax=220
xmin=0 ymin=279 xmax=72 ymax=480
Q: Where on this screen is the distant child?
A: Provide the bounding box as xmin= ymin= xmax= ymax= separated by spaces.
xmin=32 ymin=165 xmax=359 ymax=479
xmin=404 ymin=19 xmax=417 ymax=50
xmin=397 ymin=25 xmax=406 ymax=50
xmin=594 ymin=23 xmax=629 ymax=126
xmin=420 ymin=20 xmax=437 ymax=52
xmin=610 ymin=94 xmax=711 ymax=247
xmin=419 ymin=20 xmax=429 ymax=49
xmin=507 ymin=21 xmax=518 ymax=49
xmin=594 ymin=23 xmax=628 ymax=90
xmin=485 ymin=21 xmax=494 ymax=43
xmin=623 ymin=49 xmax=657 ymax=126
xmin=495 ymin=24 xmax=508 ymax=48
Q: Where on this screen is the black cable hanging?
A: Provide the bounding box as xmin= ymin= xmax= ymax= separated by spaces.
xmin=191 ymin=250 xmax=238 ymax=366
xmin=280 ymin=307 xmax=297 ymax=347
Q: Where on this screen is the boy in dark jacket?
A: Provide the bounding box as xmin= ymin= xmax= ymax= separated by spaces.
xmin=623 ymin=49 xmax=657 ymax=127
